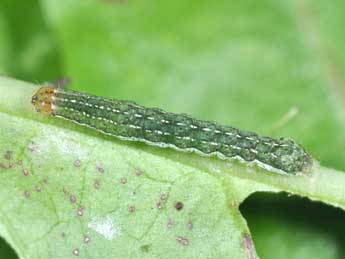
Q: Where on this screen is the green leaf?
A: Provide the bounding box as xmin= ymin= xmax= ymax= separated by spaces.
xmin=36 ymin=2 xmax=345 ymax=256
xmin=41 ymin=2 xmax=345 ymax=257
xmin=1 ymin=77 xmax=345 ymax=258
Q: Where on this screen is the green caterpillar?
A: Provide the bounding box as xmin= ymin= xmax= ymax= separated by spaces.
xmin=31 ymin=86 xmax=313 ymax=174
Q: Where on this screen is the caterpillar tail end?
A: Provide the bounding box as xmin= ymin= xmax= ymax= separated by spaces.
xmin=277 ymin=138 xmax=314 ymax=175
xmin=31 ymin=86 xmax=56 ymax=115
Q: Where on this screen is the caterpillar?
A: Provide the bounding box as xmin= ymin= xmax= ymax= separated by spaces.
xmin=31 ymin=86 xmax=313 ymax=174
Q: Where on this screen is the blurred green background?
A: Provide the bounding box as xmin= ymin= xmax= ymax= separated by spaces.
xmin=1 ymin=0 xmax=345 ymax=258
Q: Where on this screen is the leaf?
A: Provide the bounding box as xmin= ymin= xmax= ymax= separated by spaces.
xmin=1 ymin=77 xmax=345 ymax=259
xmin=36 ymin=1 xmax=345 ymax=257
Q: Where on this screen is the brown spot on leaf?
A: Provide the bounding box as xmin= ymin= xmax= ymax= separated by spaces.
xmin=96 ymin=163 xmax=105 ymax=174
xmin=174 ymin=202 xmax=184 ymax=211
xmin=160 ymin=193 xmax=167 ymax=201
xmin=23 ymin=169 xmax=29 ymax=176
xmin=84 ymin=235 xmax=91 ymax=244
xmin=24 ymin=191 xmax=30 ymax=198
xmin=167 ymin=218 xmax=174 ymax=229
xmin=72 ymin=248 xmax=80 ymax=256
xmin=156 ymin=201 xmax=163 ymax=210
xmin=242 ymin=233 xmax=258 ymax=259
xmin=120 ymin=177 xmax=127 ymax=184
xmin=128 ymin=205 xmax=136 ymax=213
xmin=176 ymin=236 xmax=189 ymax=246
xmin=70 ymin=195 xmax=77 ymax=204
xmin=77 ymin=206 xmax=85 ymax=216
xmin=135 ymin=169 xmax=142 ymax=176
xmin=74 ymin=159 xmax=81 ymax=168
xmin=4 ymin=151 xmax=12 ymax=160
xmin=94 ymin=179 xmax=101 ymax=189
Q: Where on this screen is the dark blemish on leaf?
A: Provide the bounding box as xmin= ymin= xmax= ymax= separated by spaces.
xmin=74 ymin=159 xmax=81 ymax=168
xmin=140 ymin=244 xmax=150 ymax=253
xmin=4 ymin=150 xmax=13 ymax=168
xmin=23 ymin=169 xmax=29 ymax=176
xmin=17 ymin=160 xmax=23 ymax=166
xmin=77 ymin=206 xmax=85 ymax=216
xmin=120 ymin=177 xmax=127 ymax=184
xmin=43 ymin=178 xmax=48 ymax=185
xmin=94 ymin=179 xmax=101 ymax=189
xmin=24 ymin=191 xmax=30 ymax=198
xmin=187 ymin=221 xmax=193 ymax=230
xmin=156 ymin=201 xmax=163 ymax=210
xmin=84 ymin=235 xmax=91 ymax=244
xmin=4 ymin=151 xmax=12 ymax=160
xmin=61 ymin=232 xmax=66 ymax=238
xmin=167 ymin=218 xmax=174 ymax=229
xmin=135 ymin=169 xmax=142 ymax=176
xmin=35 ymin=185 xmax=42 ymax=192
xmin=96 ymin=163 xmax=105 ymax=174
xmin=160 ymin=193 xmax=167 ymax=201
xmin=242 ymin=233 xmax=258 ymax=259
xmin=70 ymin=195 xmax=77 ymax=204
xmin=174 ymin=202 xmax=184 ymax=211
xmin=176 ymin=236 xmax=189 ymax=246
xmin=72 ymin=248 xmax=80 ymax=256
xmin=128 ymin=205 xmax=136 ymax=213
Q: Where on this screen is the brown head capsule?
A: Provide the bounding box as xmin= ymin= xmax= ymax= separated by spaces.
xmin=31 ymin=86 xmax=56 ymax=114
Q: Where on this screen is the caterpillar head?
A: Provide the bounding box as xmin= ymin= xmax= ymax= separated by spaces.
xmin=31 ymin=86 xmax=56 ymax=115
